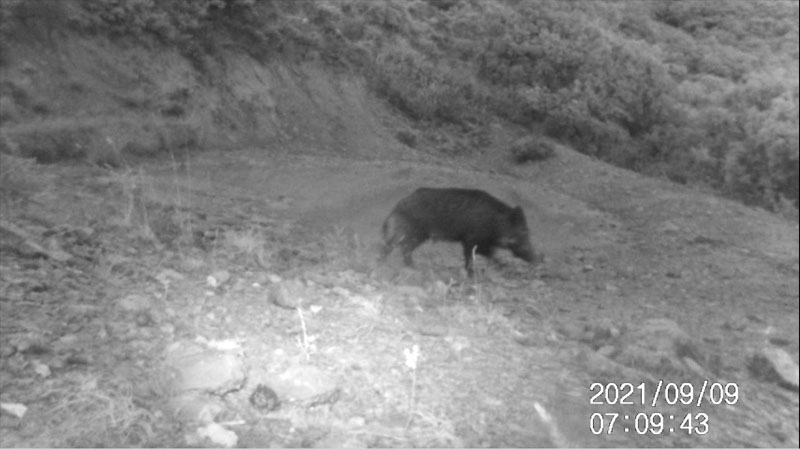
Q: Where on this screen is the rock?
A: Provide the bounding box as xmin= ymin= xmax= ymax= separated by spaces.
xmin=269 ymin=279 xmax=306 ymax=309
xmin=42 ymin=236 xmax=72 ymax=262
xmin=116 ymin=294 xmax=153 ymax=312
xmin=68 ymin=226 xmax=94 ymax=244
xmin=597 ymin=345 xmax=617 ymax=358
xmin=180 ymin=256 xmax=206 ymax=271
xmin=721 ymin=317 xmax=748 ymax=332
xmin=0 ymin=345 xmax=17 ymax=358
xmin=565 ymin=318 xmax=621 ymax=348
xmin=56 ymin=333 xmax=79 ymax=346
xmin=749 ymin=346 xmax=799 ymax=390
xmin=417 ymin=323 xmax=449 ymax=337
xmin=768 ymin=336 xmax=791 ymax=347
xmin=164 ymin=341 xmax=246 ymax=394
xmin=0 ymin=402 xmax=27 ymax=419
xmin=430 ymin=280 xmax=450 ymax=298
xmin=249 ymin=384 xmax=280 ymax=411
xmin=195 ymin=422 xmax=238 ymax=448
xmin=135 ymin=310 xmax=155 ymax=327
xmin=269 ymin=365 xmax=338 ymax=403
xmin=155 ymin=269 xmax=185 ymax=284
xmin=514 ymin=334 xmax=540 ymax=347
xmin=331 ymin=286 xmax=351 ymax=297
xmin=682 ymin=356 xmax=708 ymax=377
xmin=32 ymin=360 xmax=50 ymax=378
xmin=658 ymin=221 xmax=680 ymax=234
xmin=347 ymin=416 xmax=366 ymax=428
xmin=0 ymin=219 xmax=71 ymax=261
xmin=206 ymin=270 xmax=231 ymax=288
xmin=169 ymin=393 xmax=225 ymax=422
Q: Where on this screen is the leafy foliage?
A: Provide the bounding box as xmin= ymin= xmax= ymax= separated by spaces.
xmin=3 ymin=0 xmax=798 ymax=212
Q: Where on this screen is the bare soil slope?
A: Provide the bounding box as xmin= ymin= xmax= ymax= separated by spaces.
xmin=1 ymin=29 xmax=798 ymax=448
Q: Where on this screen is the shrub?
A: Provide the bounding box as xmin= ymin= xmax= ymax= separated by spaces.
xmin=509 ymin=136 xmax=556 ymax=163
xmin=396 ymin=130 xmax=418 ymax=148
xmin=371 ymin=48 xmax=477 ymax=124
xmin=9 ymin=125 xmax=93 ymax=163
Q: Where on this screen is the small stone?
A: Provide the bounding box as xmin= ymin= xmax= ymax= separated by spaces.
xmin=249 ymin=384 xmax=280 ymax=411
xmin=117 ymin=294 xmax=152 ymax=312
xmin=0 ymin=345 xmax=17 ymax=358
xmin=749 ymin=346 xmax=799 ymax=390
xmin=207 ymin=270 xmax=231 ymax=288
xmin=269 ymin=280 xmax=304 ymax=309
xmin=597 ymin=345 xmax=617 ymax=358
xmin=347 ymin=416 xmax=366 ymax=427
xmin=658 ymin=221 xmax=680 ymax=233
xmin=270 ymin=365 xmax=338 ymax=402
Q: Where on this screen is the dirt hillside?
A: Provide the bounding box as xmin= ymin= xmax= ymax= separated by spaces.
xmin=1 ymin=17 xmax=798 ymax=449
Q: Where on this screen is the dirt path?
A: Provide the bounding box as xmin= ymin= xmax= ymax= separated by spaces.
xmin=140 ymin=147 xmax=797 ymax=447
xmin=1 ymin=145 xmax=797 ymax=447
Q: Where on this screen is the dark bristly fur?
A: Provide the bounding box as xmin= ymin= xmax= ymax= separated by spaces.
xmin=379 ymin=187 xmax=539 ymax=277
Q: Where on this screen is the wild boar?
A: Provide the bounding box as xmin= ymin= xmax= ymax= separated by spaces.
xmin=379 ymin=187 xmax=539 ymax=277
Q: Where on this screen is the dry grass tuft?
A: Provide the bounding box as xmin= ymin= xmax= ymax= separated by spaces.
xmin=0 ymin=152 xmax=49 ymax=211
xmin=36 ymin=374 xmax=160 ymax=447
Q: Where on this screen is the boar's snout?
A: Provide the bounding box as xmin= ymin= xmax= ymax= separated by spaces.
xmin=512 ymin=241 xmax=535 ymax=263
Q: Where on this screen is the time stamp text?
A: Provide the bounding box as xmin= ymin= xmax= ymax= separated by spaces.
xmin=589 ymin=381 xmax=739 ymax=436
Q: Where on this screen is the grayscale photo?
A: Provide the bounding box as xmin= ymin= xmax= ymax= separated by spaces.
xmin=0 ymin=0 xmax=797 ymax=447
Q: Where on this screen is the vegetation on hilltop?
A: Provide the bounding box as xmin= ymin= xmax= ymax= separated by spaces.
xmin=0 ymin=0 xmax=797 ymax=215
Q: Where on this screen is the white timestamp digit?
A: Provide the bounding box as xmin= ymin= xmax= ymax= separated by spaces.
xmin=589 ymin=413 xmax=619 ymax=435
xmin=680 ymin=413 xmax=709 ymax=435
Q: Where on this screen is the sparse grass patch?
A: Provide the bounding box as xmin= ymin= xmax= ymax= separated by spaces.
xmin=112 ymin=117 xmax=204 ymax=161
xmin=6 ymin=122 xmax=94 ymax=163
xmin=0 ymin=95 xmax=20 ymax=123
xmin=30 ymin=100 xmax=51 ymax=116
xmin=100 ymin=167 xmax=146 ymax=228
xmin=443 ymin=290 xmax=515 ymax=336
xmin=115 ymin=88 xmax=153 ymax=110
xmin=122 ymin=139 xmax=161 ymax=158
xmin=147 ymin=203 xmax=186 ymax=248
xmin=157 ymin=121 xmax=199 ymax=154
xmin=321 ymin=225 xmax=373 ymax=272
xmin=97 ymin=165 xmax=196 ymax=248
xmin=0 ymin=79 xmax=32 ymax=109
xmin=0 ymin=152 xmax=47 ymax=210
xmin=36 ymin=374 xmax=162 ymax=447
xmin=226 ymin=226 xmax=266 ymax=255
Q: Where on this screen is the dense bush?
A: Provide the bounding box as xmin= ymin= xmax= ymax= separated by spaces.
xmin=509 ymin=136 xmax=556 ymax=164
xmin=359 ymin=0 xmax=797 ymax=212
xmin=2 ymin=0 xmax=797 ymax=212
